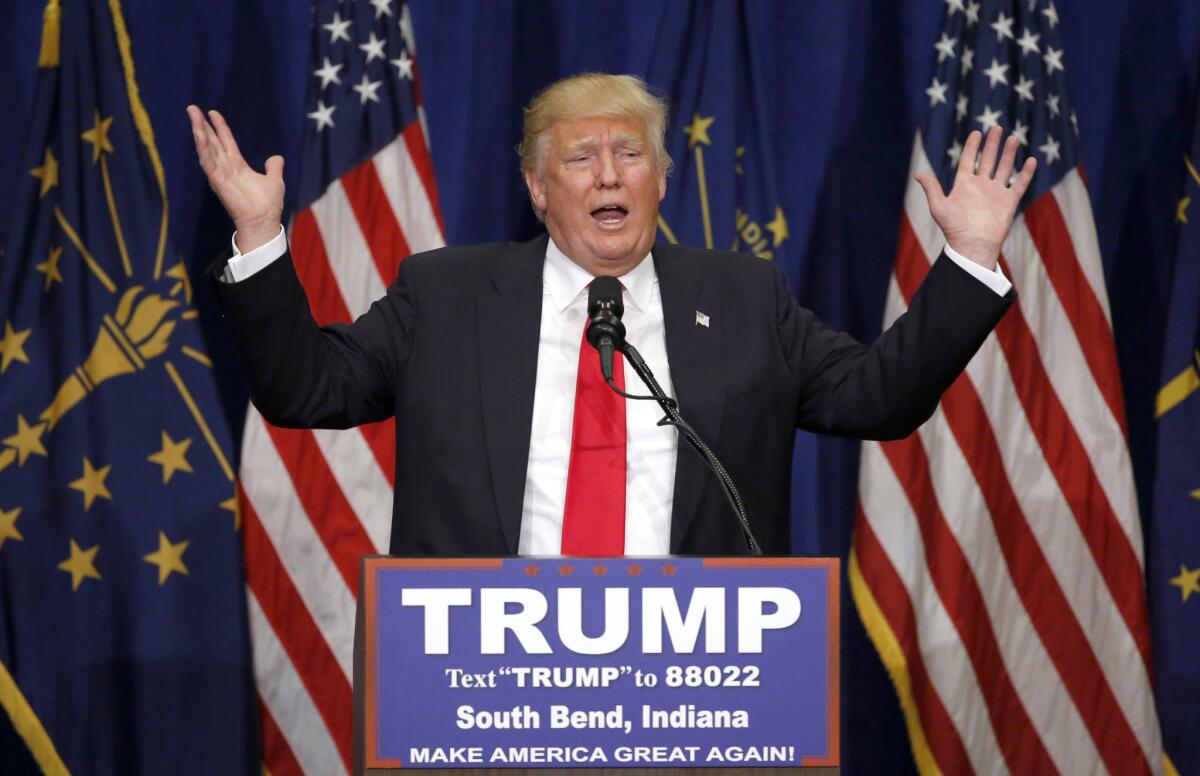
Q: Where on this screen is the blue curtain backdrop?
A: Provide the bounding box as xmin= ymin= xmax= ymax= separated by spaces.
xmin=2 ymin=1 xmax=1198 ymax=773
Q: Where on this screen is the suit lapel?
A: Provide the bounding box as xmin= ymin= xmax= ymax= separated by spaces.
xmin=477 ymin=235 xmax=547 ymax=554
xmin=653 ymin=243 xmax=727 ymax=551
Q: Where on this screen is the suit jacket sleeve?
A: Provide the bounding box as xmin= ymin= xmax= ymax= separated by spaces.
xmin=208 ymin=249 xmax=413 ymax=429
xmin=779 ymin=252 xmax=1014 ymax=440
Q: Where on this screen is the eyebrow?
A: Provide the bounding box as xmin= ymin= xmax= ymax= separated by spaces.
xmin=560 ymin=133 xmax=647 ymax=157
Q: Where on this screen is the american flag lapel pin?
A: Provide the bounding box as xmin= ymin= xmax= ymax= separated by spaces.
xmin=695 ymin=310 xmax=710 ymax=328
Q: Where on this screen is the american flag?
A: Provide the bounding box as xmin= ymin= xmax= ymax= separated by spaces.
xmin=852 ymin=1 xmax=1163 ymax=774
xmin=236 ymin=1 xmax=443 ymax=772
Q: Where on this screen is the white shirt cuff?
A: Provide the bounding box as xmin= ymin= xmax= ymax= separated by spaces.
xmin=942 ymin=244 xmax=1012 ymax=297
xmin=222 ymin=225 xmax=288 ymax=283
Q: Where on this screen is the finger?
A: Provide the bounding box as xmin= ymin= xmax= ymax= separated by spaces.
xmin=957 ymin=130 xmax=982 ymax=179
xmin=978 ymin=126 xmax=1003 ymax=178
xmin=994 ymin=134 xmax=1019 ymax=184
xmin=207 ymin=109 xmax=246 ymax=164
xmin=1009 ymin=156 xmax=1037 ymax=198
xmin=264 ymin=155 xmax=286 ymax=181
xmin=187 ymin=106 xmax=216 ymax=170
xmin=914 ymin=172 xmax=945 ymax=209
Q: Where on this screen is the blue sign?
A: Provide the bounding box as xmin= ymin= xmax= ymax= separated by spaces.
xmin=362 ymin=557 xmax=839 ymax=769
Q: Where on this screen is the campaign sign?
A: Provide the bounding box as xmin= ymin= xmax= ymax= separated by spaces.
xmin=361 ymin=557 xmax=839 ymax=770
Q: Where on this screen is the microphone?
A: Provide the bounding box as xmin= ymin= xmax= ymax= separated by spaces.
xmin=586 ymin=276 xmax=625 ymax=383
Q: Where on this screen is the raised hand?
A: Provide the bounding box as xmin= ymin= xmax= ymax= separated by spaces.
xmin=187 ymin=105 xmax=285 ymax=254
xmin=915 ymin=126 xmax=1037 ymax=270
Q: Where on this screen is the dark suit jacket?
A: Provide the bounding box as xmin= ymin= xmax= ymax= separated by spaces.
xmin=212 ymin=234 xmax=1012 ymax=556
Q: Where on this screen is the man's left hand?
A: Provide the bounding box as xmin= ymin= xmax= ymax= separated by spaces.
xmin=915 ymin=126 xmax=1037 ymax=270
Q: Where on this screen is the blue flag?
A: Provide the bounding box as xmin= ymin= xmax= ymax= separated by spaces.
xmin=1152 ymin=98 xmax=1200 ymax=776
xmin=0 ymin=2 xmax=255 ymax=772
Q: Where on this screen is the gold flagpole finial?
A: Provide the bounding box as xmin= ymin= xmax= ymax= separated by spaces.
xmin=38 ymin=0 xmax=61 ymax=69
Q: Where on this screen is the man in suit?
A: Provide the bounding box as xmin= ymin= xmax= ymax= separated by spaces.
xmin=187 ymin=73 xmax=1033 ymax=557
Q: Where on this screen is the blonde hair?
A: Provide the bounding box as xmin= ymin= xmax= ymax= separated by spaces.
xmin=519 ymin=73 xmax=674 ymax=178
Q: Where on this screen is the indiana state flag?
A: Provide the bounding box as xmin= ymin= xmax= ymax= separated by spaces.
xmin=646 ymin=3 xmax=788 ymax=264
xmin=0 ymin=2 xmax=255 ymax=772
xmin=1152 ymin=97 xmax=1200 ymax=776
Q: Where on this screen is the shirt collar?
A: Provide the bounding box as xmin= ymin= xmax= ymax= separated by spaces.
xmin=544 ymin=235 xmax=656 ymax=313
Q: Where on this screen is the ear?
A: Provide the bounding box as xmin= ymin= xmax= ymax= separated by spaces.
xmin=524 ymin=169 xmax=548 ymax=213
xmin=657 ymin=167 xmax=667 ymax=203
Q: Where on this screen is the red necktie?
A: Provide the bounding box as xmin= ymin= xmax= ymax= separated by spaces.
xmin=561 ymin=319 xmax=626 ymax=556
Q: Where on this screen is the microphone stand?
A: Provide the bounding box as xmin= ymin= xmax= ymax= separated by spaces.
xmin=610 ymin=342 xmax=763 ymax=556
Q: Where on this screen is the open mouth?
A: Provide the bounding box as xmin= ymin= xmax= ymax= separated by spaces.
xmin=591 ymin=204 xmax=629 ymax=226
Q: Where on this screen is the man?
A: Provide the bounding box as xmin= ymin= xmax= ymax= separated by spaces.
xmin=187 ymin=73 xmax=1032 ymax=557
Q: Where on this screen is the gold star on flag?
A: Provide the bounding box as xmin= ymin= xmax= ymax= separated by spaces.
xmin=3 ymin=415 xmax=47 ymax=466
xmin=30 ymin=148 xmax=58 ymax=199
xmin=143 ymin=531 xmax=189 ymax=585
xmin=80 ymin=111 xmax=115 ymax=163
xmin=0 ymin=321 xmax=32 ymax=373
xmin=35 ymin=246 xmax=63 ymax=291
xmin=766 ymin=207 xmax=789 ymax=247
xmin=147 ymin=431 xmax=193 ymax=484
xmin=0 ymin=506 xmax=22 ymax=550
xmin=683 ymin=113 xmax=715 ymax=148
xmin=69 ymin=457 xmax=113 ymax=510
xmin=58 ymin=540 xmax=101 ymax=591
xmin=1179 ymin=196 xmax=1192 ymax=224
xmin=1170 ymin=564 xmax=1200 ymax=603
xmin=219 ymin=493 xmax=241 ymax=530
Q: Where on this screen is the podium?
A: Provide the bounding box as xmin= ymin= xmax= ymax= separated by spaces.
xmin=353 ymin=557 xmax=840 ymax=775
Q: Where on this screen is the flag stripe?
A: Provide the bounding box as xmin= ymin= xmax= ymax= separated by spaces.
xmin=263 ymin=424 xmax=377 ymax=591
xmin=341 ymin=156 xmax=412 ymax=287
xmin=851 ymin=517 xmax=976 ymax=775
xmin=1022 ymin=190 xmax=1128 ymax=432
xmin=292 ymin=208 xmax=354 ymax=326
xmin=241 ymin=411 xmax=357 ymax=680
xmin=857 ymin=451 xmax=1007 ymax=775
xmin=312 ymin=426 xmax=394 ymax=553
xmin=246 ymin=590 xmax=348 ymax=776
xmin=242 ymin=495 xmax=354 ymax=758
xmin=309 ymin=180 xmax=389 ymax=319
xmin=994 ymin=253 xmax=1152 ymax=668
xmin=1050 ymin=170 xmax=1114 ymax=326
xmin=392 ymin=121 xmax=446 ymax=246
xmin=257 ymin=695 xmax=305 ymax=776
xmin=878 ymin=432 xmax=1056 ymax=774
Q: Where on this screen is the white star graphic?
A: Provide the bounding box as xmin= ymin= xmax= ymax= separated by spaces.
xmin=934 ymin=33 xmax=958 ymax=63
xmin=359 ymin=31 xmax=387 ymax=63
xmin=983 ymin=58 xmax=1009 ymax=88
xmin=1070 ymin=110 xmax=1080 ymax=136
xmin=1043 ymin=46 xmax=1065 ymax=74
xmin=369 ymin=0 xmax=393 ymax=20
xmin=1045 ymin=93 xmax=1061 ymax=117
xmin=961 ymin=46 xmax=975 ymax=75
xmin=945 ymin=0 xmax=965 ymax=14
xmin=1016 ymin=29 xmax=1040 ymax=56
xmin=307 ymin=100 xmax=336 ymax=131
xmin=1027 ymin=0 xmax=1037 ymax=11
xmin=313 ymin=57 xmax=343 ymax=89
xmin=1013 ymin=75 xmax=1035 ymax=101
xmin=975 ymin=105 xmax=1003 ymax=132
xmin=926 ymin=77 xmax=949 ymax=107
xmin=956 ymin=94 xmax=970 ymax=120
xmin=1042 ymin=2 xmax=1060 ymax=28
xmin=1038 ymin=135 xmax=1061 ymax=164
xmin=390 ymin=52 xmax=414 ymax=79
xmin=322 ymin=12 xmax=352 ymax=44
xmin=399 ymin=4 xmax=416 ymax=53
xmin=965 ymin=0 xmax=981 ymax=25
xmin=947 ymin=140 xmax=964 ymax=166
xmin=1012 ymin=119 xmax=1029 ymax=146
xmin=352 ymin=73 xmax=383 ymax=105
xmin=991 ymin=12 xmax=1015 ymax=41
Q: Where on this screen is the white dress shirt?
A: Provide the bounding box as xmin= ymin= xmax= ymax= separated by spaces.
xmin=224 ymin=227 xmax=1010 ymax=555
xmin=517 ymin=238 xmax=678 ymax=556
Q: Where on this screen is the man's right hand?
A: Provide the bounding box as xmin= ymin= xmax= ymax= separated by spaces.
xmin=187 ymin=105 xmax=285 ymax=254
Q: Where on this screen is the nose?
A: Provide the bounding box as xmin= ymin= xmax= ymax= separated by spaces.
xmin=594 ymin=149 xmax=620 ymax=189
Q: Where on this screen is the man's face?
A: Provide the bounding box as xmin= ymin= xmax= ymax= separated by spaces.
xmin=524 ymin=116 xmax=667 ymax=276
